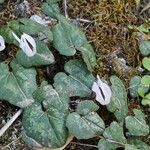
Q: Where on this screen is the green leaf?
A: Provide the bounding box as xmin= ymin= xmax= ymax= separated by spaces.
xmin=125 ymin=109 xmax=149 ymax=136
xmin=141 ymin=93 xmax=150 ymax=105
xmin=16 ymin=39 xmax=55 ymax=67
xmin=33 ymin=82 xmax=69 ymax=112
xmin=107 ymin=76 xmax=128 ymax=122
xmin=8 ymin=18 xmax=53 ymax=41
xmin=66 ymin=100 xmax=105 ymax=139
xmin=125 ymin=144 xmax=138 ymax=150
xmin=139 ymin=40 xmax=150 ymax=56
xmin=129 ymin=76 xmax=141 ymax=98
xmin=79 ymin=43 xmax=97 ymax=71
xmin=76 ymin=100 xmax=99 ymax=115
xmin=98 ymin=138 xmax=119 ymax=150
xmin=22 ymin=80 xmax=70 ymax=148
xmin=127 ymin=139 xmax=150 ymax=150
xmin=129 ymin=76 xmax=149 ymax=98
xmin=138 ymin=87 xmax=145 ymax=97
xmin=51 ymin=17 xmax=96 ymax=71
xmin=98 ymin=121 xmax=126 ymax=150
xmin=142 ymin=57 xmax=150 ymax=71
xmin=141 ymin=75 xmax=150 ymax=85
xmin=22 ymin=102 xmax=68 ymax=148
xmin=54 ymin=60 xmax=95 ymax=97
xmin=0 ymin=59 xmax=37 ymax=107
xmin=42 ymin=2 xmax=60 ymax=19
xmin=0 ymin=25 xmax=17 ymax=44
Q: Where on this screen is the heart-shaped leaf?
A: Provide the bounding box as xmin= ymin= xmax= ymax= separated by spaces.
xmin=22 ymin=80 xmax=69 ymax=148
xmin=54 ymin=60 xmax=95 ymax=97
xmin=16 ymin=39 xmax=55 ymax=67
xmin=51 ymin=16 xmax=96 ymax=71
xmin=125 ymin=109 xmax=149 ymax=136
xmin=66 ymin=100 xmax=105 ymax=139
xmin=0 ymin=59 xmax=37 ymax=107
xmin=42 ymin=1 xmax=96 ymax=71
xmin=98 ymin=121 xmax=126 ymax=150
xmin=107 ymin=76 xmax=128 ymax=122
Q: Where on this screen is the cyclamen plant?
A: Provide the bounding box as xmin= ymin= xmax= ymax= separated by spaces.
xmin=0 ymin=0 xmax=149 ymax=149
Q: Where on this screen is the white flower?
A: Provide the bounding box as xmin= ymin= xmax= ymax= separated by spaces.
xmin=0 ymin=35 xmax=6 ymax=51
xmin=92 ymin=75 xmax=112 ymax=105
xmin=12 ymin=32 xmax=36 ymax=57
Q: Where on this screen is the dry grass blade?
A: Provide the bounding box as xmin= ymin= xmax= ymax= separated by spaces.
xmin=0 ymin=109 xmax=23 ymax=137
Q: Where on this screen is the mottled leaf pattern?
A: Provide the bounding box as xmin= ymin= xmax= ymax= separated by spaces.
xmin=22 ymin=80 xmax=70 ymax=148
xmin=125 ymin=109 xmax=149 ymax=136
xmin=54 ymin=60 xmax=95 ymax=97
xmin=51 ymin=16 xmax=96 ymax=71
xmin=107 ymin=76 xmax=128 ymax=122
xmin=66 ymin=100 xmax=105 ymax=139
xmin=0 ymin=59 xmax=37 ymax=107
xmin=129 ymin=76 xmax=149 ymax=98
xmin=98 ymin=121 xmax=127 ymax=150
xmin=16 ymin=39 xmax=55 ymax=67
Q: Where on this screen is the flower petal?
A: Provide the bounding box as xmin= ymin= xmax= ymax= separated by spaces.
xmin=0 ymin=35 xmax=6 ymax=51
xmin=92 ymin=75 xmax=112 ymax=105
xmin=20 ymin=33 xmax=36 ymax=57
xmin=12 ymin=32 xmax=21 ymax=43
xmin=92 ymin=82 xmax=106 ymax=105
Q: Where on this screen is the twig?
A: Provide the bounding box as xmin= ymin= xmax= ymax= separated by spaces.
xmin=64 ymin=0 xmax=68 ymax=18
xmin=0 ymin=109 xmax=23 ymax=137
xmin=76 ymin=18 xmax=92 ymax=23
xmin=70 ymin=142 xmax=98 ymax=148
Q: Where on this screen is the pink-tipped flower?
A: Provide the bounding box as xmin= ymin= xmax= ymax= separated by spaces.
xmin=0 ymin=35 xmax=5 ymax=51
xmin=12 ymin=32 xmax=36 ymax=57
xmin=92 ymin=75 xmax=112 ymax=105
